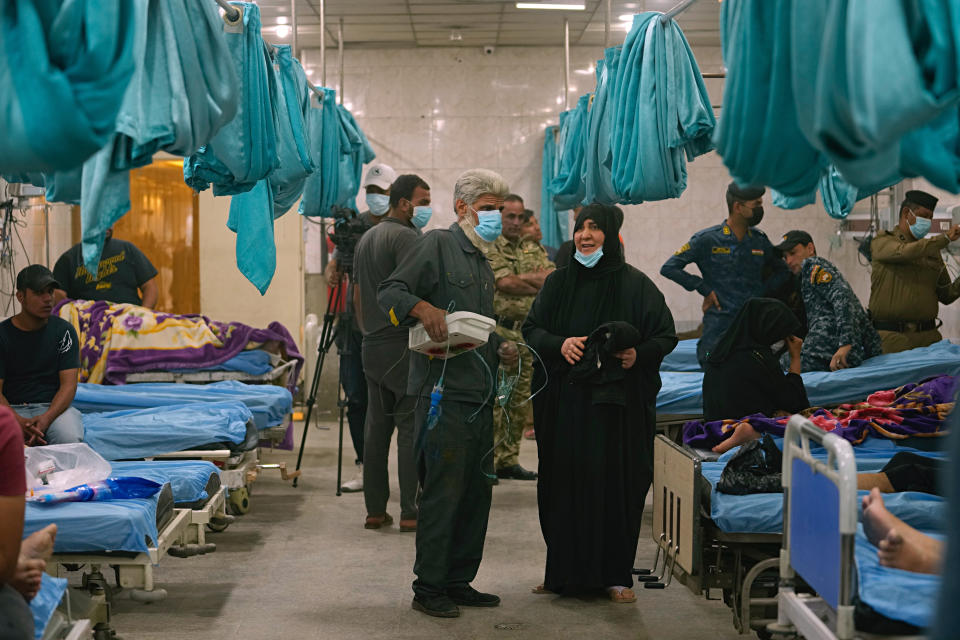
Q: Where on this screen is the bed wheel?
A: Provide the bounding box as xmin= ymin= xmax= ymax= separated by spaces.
xmin=130 ymin=588 xmax=168 ymax=603
xmin=207 ymin=520 xmax=229 ymax=533
xmin=93 ymin=624 xmax=118 ymax=640
xmin=228 ymin=487 xmax=250 ymax=515
xmin=168 ymin=544 xmax=199 ymax=558
xmin=199 ymin=542 xmax=217 ymax=554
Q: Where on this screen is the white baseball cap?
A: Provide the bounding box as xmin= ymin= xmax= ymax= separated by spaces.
xmin=362 ymin=163 xmax=397 ymax=190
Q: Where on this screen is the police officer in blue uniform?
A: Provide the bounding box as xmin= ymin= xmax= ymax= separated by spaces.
xmin=660 ymin=182 xmax=790 ymax=365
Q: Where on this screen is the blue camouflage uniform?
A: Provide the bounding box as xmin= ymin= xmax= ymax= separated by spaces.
xmin=799 ymin=256 xmax=882 ymax=372
xmin=661 ymin=221 xmax=790 ymax=364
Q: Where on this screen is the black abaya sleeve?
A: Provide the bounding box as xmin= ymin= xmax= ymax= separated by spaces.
xmin=522 ymin=269 xmax=567 ymax=363
xmin=628 ymin=269 xmax=678 ymax=369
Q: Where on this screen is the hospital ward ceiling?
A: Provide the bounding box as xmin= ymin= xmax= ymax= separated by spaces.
xmin=256 ymin=0 xmax=722 ymax=50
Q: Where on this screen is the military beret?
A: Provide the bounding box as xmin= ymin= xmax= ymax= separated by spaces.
xmin=905 ymin=190 xmax=938 ymax=211
xmin=727 ymin=181 xmax=766 ymax=201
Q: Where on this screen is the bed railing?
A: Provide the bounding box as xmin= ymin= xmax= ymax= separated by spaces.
xmin=778 ymin=414 xmax=858 ymax=640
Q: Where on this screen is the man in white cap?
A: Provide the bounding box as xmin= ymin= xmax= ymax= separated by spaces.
xmin=327 ymin=163 xmax=398 ymax=492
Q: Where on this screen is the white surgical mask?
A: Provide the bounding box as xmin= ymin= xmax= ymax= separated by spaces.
xmin=365 ymin=193 xmax=390 ymax=216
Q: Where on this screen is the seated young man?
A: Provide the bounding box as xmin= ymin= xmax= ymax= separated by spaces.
xmin=777 ymin=230 xmax=882 ymax=372
xmin=0 ymin=266 xmax=82 ymax=445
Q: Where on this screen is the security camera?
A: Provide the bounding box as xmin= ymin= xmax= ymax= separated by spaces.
xmin=483 ymin=45 xmax=495 ymax=56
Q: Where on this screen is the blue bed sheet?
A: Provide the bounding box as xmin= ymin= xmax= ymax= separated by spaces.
xmin=74 ymin=380 xmax=292 ymax=429
xmin=171 ymin=350 xmax=274 ymax=375
xmin=30 ymin=574 xmax=67 ymax=640
xmin=660 ymin=339 xmax=701 ymax=372
xmin=657 ymin=340 xmax=960 ymax=415
xmin=704 ymin=439 xmax=947 ymax=534
xmin=83 ymin=402 xmax=251 ymax=460
xmin=855 ymin=526 xmax=940 ymax=629
xmin=22 ymin=494 xmax=160 ymax=554
xmin=110 ymin=461 xmax=219 ymax=505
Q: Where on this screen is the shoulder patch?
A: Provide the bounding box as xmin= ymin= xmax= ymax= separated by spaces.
xmin=816 ymin=270 xmax=833 ymax=285
xmin=674 ymin=242 xmax=691 ymax=255
xmin=751 ymin=249 xmax=764 ymax=256
xmin=712 ymin=246 xmax=731 ymax=255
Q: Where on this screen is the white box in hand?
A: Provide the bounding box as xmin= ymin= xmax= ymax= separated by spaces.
xmin=408 ymin=311 xmax=496 ymax=359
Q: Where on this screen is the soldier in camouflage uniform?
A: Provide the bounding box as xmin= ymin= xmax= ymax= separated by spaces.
xmin=777 ymin=230 xmax=882 ymax=372
xmin=488 ymin=196 xmax=555 ymax=481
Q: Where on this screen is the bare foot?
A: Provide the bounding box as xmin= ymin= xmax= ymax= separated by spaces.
xmin=11 ymin=524 xmax=57 ymax=600
xmin=531 ymin=584 xmax=553 ymax=595
xmin=862 ymin=488 xmax=941 ymax=575
xmin=712 ymin=422 xmax=760 ymax=454
xmin=607 ymin=586 xmax=637 ymax=603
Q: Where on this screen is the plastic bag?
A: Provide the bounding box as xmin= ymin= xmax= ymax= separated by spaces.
xmin=24 ymin=443 xmax=112 ymax=492
xmin=30 ymin=574 xmax=68 ymax=640
xmin=28 ymin=476 xmax=162 ymax=504
xmin=717 ymin=434 xmax=783 ymax=495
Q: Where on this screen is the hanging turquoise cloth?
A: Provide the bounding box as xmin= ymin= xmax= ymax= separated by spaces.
xmin=77 ymin=0 xmax=239 ymax=275
xmin=582 ymin=48 xmax=621 ymax=205
xmin=334 ymin=106 xmax=376 ymax=211
xmin=550 ymin=94 xmax=589 ymax=210
xmin=540 ymin=126 xmax=568 ymax=250
xmin=183 ymin=2 xmax=281 ymax=294
xmin=0 ymin=0 xmax=137 ymax=173
xmin=269 ymin=44 xmax=314 ymax=217
xmin=772 ymin=166 xmax=898 ymax=219
xmin=713 ymin=1 xmax=824 ymax=198
xmin=299 ymin=87 xmax=339 ymax=217
xmin=299 ymin=88 xmax=375 ymax=217
xmin=608 ymin=12 xmax=715 ymax=203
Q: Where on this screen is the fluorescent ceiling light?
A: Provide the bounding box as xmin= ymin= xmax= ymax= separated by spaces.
xmin=618 ymin=13 xmax=633 ymax=21
xmin=516 ymin=3 xmax=586 ymax=10
xmin=275 ymin=24 xmax=291 ymax=38
xmin=277 ymin=16 xmax=288 ymax=25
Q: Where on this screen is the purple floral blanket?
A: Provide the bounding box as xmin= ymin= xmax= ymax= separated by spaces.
xmin=683 ymin=375 xmax=957 ymax=449
xmin=56 ymin=300 xmax=303 ymax=387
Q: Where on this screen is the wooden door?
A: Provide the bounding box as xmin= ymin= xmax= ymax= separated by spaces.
xmin=114 ymin=159 xmax=201 ymax=314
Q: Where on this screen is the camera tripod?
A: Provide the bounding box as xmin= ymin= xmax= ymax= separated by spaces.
xmin=292 ymin=278 xmax=353 ymax=494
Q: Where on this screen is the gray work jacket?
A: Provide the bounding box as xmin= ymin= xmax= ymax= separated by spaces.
xmin=378 ymin=222 xmax=502 ymax=404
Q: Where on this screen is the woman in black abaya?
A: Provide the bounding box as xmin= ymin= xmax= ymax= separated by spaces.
xmin=522 ymin=204 xmax=677 ymax=603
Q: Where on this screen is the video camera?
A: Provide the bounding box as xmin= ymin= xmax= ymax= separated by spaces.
xmin=328 ymin=206 xmax=368 ymax=277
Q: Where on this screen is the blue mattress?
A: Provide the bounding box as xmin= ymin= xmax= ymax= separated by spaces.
xmin=74 ymin=380 xmax=292 ymax=429
xmin=171 ymin=350 xmax=274 ymax=375
xmin=705 ymin=438 xmax=947 ymax=534
xmin=83 ymin=401 xmax=251 ymax=460
xmin=661 ymin=339 xmax=701 ymax=372
xmin=110 ymin=460 xmax=219 ymax=505
xmin=855 ymin=526 xmax=941 ymax=629
xmin=22 ymin=494 xmax=160 ymax=554
xmin=657 ymin=340 xmax=960 ymax=415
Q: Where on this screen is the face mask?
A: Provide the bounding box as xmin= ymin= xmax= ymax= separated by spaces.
xmin=365 ymin=193 xmax=390 ymax=216
xmin=412 ymin=205 xmax=432 ymax=229
xmin=909 ymin=213 xmax=931 ymax=240
xmin=473 ymin=209 xmax=502 ymax=243
xmin=575 ymin=247 xmax=604 ymax=268
xmin=747 ymin=205 xmax=764 ymax=227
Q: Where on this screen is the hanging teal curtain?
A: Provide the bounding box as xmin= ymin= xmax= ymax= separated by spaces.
xmin=183 ymin=2 xmax=280 ymax=294
xmin=608 ymin=12 xmax=715 ymax=203
xmin=269 ymin=44 xmax=314 ymax=217
xmin=582 ymin=48 xmax=621 ymax=205
xmin=550 ymin=94 xmax=589 ymax=210
xmin=540 ymin=126 xmax=567 ymax=250
xmin=713 ymin=1 xmax=824 ymax=198
xmin=81 ymin=0 xmax=239 ymax=276
xmin=772 ymin=166 xmax=898 ymax=219
xmin=334 ymin=106 xmax=376 ymax=211
xmin=300 ymin=87 xmax=341 ymax=217
xmin=0 ymin=0 xmax=137 ymax=173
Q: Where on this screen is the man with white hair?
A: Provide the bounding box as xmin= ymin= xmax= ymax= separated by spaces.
xmin=379 ymin=169 xmax=519 ymax=618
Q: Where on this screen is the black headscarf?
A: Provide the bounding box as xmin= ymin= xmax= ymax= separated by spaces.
xmin=552 ymin=203 xmax=626 ymax=334
xmin=707 ymin=298 xmax=801 ymax=365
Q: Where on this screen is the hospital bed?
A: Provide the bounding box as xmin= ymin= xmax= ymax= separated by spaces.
xmin=773 ymin=415 xmax=940 ymax=639
xmin=652 ymin=434 xmax=944 ymax=636
xmin=655 ymin=340 xmax=960 ymax=440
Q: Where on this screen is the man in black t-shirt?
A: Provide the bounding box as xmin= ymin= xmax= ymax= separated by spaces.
xmin=0 ymin=265 xmax=82 ymax=445
xmin=53 ymin=227 xmax=159 ymax=308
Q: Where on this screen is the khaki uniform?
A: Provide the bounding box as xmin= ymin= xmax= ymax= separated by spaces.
xmin=488 ymin=236 xmax=554 ymax=469
xmin=869 ymin=230 xmax=960 ymax=353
